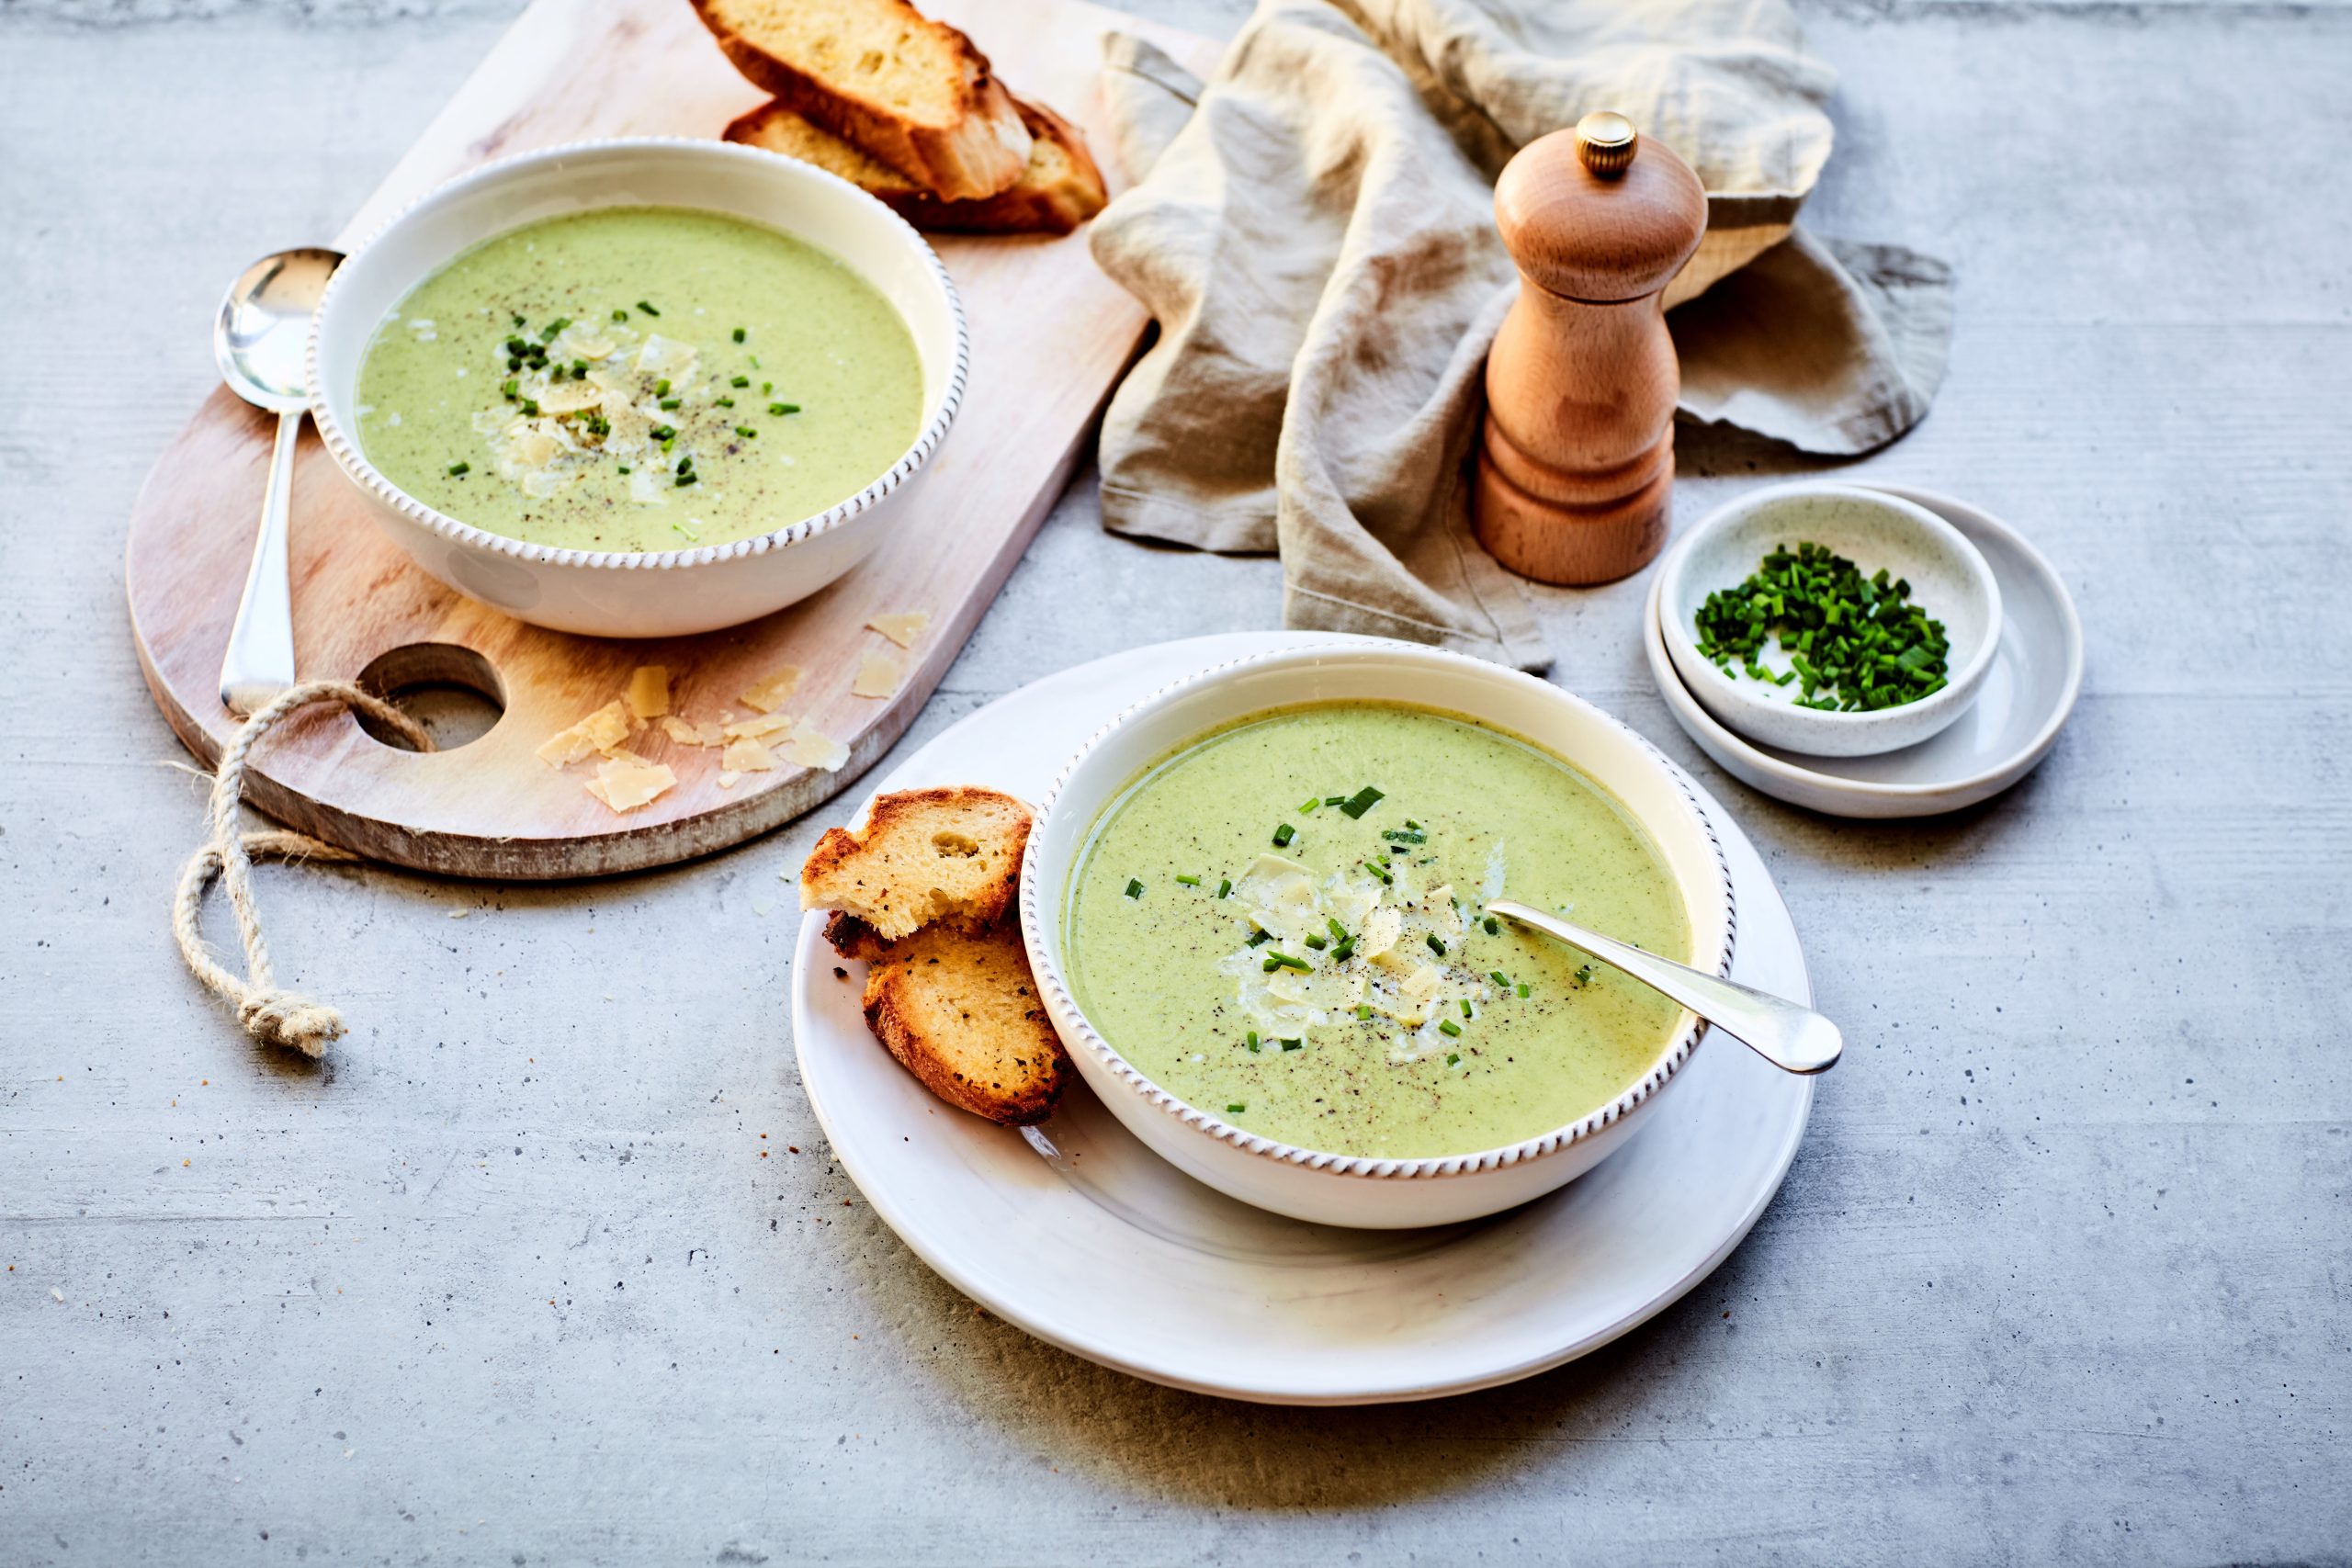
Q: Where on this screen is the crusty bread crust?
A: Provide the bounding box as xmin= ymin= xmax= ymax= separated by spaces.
xmin=692 ymin=0 xmax=1031 ymax=200
xmin=822 ymin=909 xmax=896 ymax=962
xmin=862 ymin=923 xmax=1071 ymax=1124
xmin=798 ymin=786 xmax=1030 ymax=941
xmin=726 ymin=94 xmax=1106 ymax=235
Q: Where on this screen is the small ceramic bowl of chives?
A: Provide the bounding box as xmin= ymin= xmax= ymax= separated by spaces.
xmin=1658 ymin=482 xmax=2003 ymax=758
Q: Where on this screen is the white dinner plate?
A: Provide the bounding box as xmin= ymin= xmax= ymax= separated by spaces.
xmin=1645 ymin=485 xmax=2085 ymax=818
xmin=791 ymin=632 xmax=1816 ymax=1404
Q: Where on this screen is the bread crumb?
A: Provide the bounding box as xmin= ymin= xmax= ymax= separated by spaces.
xmin=537 ymin=700 xmax=635 ymax=767
xmin=625 ymin=665 xmax=670 ymax=718
xmin=853 ymin=649 xmax=905 ymax=699
xmin=866 ymin=611 xmax=930 ymax=649
xmin=740 ymin=666 xmax=804 ymax=714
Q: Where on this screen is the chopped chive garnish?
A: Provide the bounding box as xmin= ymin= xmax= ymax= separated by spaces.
xmin=659 ymin=398 xmax=682 ymax=410
xmin=1426 ymin=932 xmax=1447 ymax=956
xmin=1247 ymin=929 xmax=1272 ymax=947
xmin=1272 ymin=824 xmax=1295 ymax=848
xmin=1227 ymin=1103 xmax=1246 ymax=1114
xmin=519 ymin=399 xmax=539 ymax=416
xmin=616 ymin=465 xmax=630 ymax=474
xmin=1125 ymin=878 xmax=1144 ymax=898
xmin=1327 ymin=917 xmax=1350 ymax=942
xmin=735 ymin=425 xmax=757 ymax=438
xmin=1516 ymin=982 xmax=1530 ymax=998
xmin=1298 ymin=795 xmax=1322 ymax=812
xmin=730 ymin=375 xmax=750 ymax=388
xmin=1280 ymin=1039 xmax=1303 ymax=1052
xmin=675 ymin=456 xmax=694 ymax=474
xmin=1382 ymin=829 xmax=1426 ymax=845
xmin=650 ymin=424 xmax=675 ymax=442
xmin=731 ymin=327 xmax=746 ymax=343
xmin=1337 ymin=785 xmax=1385 ymax=818
xmin=1447 ymin=1053 xmax=1461 ymax=1066
xmin=674 ymin=472 xmax=697 ymax=487
xmin=1216 ymin=879 xmax=1232 ymax=899
xmin=446 ymin=461 xmax=469 ymax=477
xmin=542 ymin=317 xmax=571 ymax=339
xmin=1460 ymin=999 xmax=1473 ymax=1018
xmin=715 ymin=397 xmax=735 ymax=409
xmin=1360 ymin=861 xmax=1392 ymax=886
xmin=612 ymin=308 xmax=628 ymax=321
xmin=772 ymin=401 xmax=801 ymax=415
xmin=1174 ymin=874 xmax=1202 ymax=886
xmin=1489 ymin=970 xmax=1510 ymax=987
xmin=767 ymin=402 xmax=790 ymax=416
xmin=636 ymin=300 xmax=660 ymax=316
xmin=762 ymin=381 xmax=774 ymax=395
xmin=1262 ymin=953 xmax=1311 ymax=973
xmin=1331 ymin=942 xmax=1353 ymax=964
xmin=1405 ymin=818 xmax=1422 ymax=830
xmin=1356 ymin=1004 xmax=1374 ymax=1021
xmin=1304 ymin=934 xmax=1328 ymax=951
xmin=1575 ymin=964 xmax=1596 ymax=986
xmin=654 ymin=378 xmax=672 ymax=397
xmin=1483 ymin=916 xmax=1500 ymax=935
xmin=1246 ymin=1031 xmax=1260 ymax=1050
xmin=511 ymin=313 xmax=526 ymax=327
xmin=1439 ymin=1020 xmax=1463 ymax=1038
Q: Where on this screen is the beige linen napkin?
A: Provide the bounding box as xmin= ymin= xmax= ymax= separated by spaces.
xmin=1092 ymin=2 xmax=1953 ymax=670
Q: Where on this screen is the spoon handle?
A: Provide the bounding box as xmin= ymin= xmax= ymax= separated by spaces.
xmin=1486 ymin=899 xmax=1842 ymax=1075
xmin=219 ymin=408 xmax=302 ymax=716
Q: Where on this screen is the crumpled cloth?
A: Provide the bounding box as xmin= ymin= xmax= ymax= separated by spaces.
xmin=1091 ymin=0 xmax=1954 ymax=670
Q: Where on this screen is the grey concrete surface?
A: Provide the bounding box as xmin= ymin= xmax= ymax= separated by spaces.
xmin=2 ymin=1 xmax=2347 ymax=1564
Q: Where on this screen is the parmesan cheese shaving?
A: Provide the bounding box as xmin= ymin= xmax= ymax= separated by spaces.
xmin=657 ymin=715 xmax=705 ymax=746
xmin=721 ymin=712 xmax=793 ymax=741
xmin=739 ymin=666 xmax=803 ymax=714
xmin=536 ymin=700 xmax=634 ymax=767
xmin=851 ymin=649 xmax=905 ymax=699
xmin=625 ymin=666 xmax=670 ymax=719
xmin=783 ymin=723 xmax=850 ymax=772
xmin=865 ymin=611 xmax=930 ymax=649
xmin=592 ymin=755 xmax=676 ymax=812
xmin=721 ymin=736 xmax=777 ymax=773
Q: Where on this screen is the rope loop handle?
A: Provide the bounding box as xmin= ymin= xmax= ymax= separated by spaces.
xmin=173 ymin=681 xmax=433 ymax=1057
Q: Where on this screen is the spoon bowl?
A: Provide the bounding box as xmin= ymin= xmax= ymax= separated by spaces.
xmin=1487 ymin=899 xmax=1842 ymax=1075
xmin=212 ymin=246 xmax=342 ymax=716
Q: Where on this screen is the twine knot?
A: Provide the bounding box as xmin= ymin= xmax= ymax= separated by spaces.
xmin=173 ymin=681 xmax=432 ymax=1057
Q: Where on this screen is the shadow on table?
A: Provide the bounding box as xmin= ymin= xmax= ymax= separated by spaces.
xmin=869 ymin=1210 xmax=1788 ymax=1510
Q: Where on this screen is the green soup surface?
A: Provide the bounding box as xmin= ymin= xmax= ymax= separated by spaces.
xmin=355 ymin=206 xmax=923 ymax=552
xmin=1065 ymin=703 xmax=1693 ymax=1159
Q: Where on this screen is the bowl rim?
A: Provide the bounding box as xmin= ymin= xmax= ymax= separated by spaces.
xmin=1015 ymin=639 xmax=1738 ymax=1181
xmin=1658 ymin=480 xmax=2004 ymax=733
xmin=304 ymin=135 xmax=969 ymax=575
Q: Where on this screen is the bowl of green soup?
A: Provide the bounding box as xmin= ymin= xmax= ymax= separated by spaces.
xmin=309 ymin=139 xmax=964 ymax=637
xmin=1019 ymin=641 xmax=1736 ymax=1229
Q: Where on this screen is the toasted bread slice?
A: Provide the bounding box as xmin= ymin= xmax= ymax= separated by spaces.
xmin=863 ymin=921 xmax=1071 ymax=1124
xmin=727 ymin=93 xmax=1107 ymax=236
xmin=799 ymin=786 xmax=1030 ymax=942
xmin=692 ymin=0 xmax=1030 ymax=200
xmin=822 ymin=910 xmax=895 ymax=962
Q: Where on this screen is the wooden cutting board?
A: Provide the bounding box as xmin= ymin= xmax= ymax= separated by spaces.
xmin=125 ymin=0 xmax=1217 ymax=879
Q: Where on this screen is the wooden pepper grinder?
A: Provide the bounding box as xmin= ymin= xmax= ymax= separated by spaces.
xmin=1474 ymin=111 xmax=1706 ymax=585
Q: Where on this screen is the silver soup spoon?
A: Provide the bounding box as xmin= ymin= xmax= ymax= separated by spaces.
xmin=1485 ymin=899 xmax=1843 ymax=1075
xmin=213 ymin=246 xmax=343 ymax=716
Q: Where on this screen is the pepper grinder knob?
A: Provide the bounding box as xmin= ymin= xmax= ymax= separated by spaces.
xmin=1474 ymin=111 xmax=1706 ymax=585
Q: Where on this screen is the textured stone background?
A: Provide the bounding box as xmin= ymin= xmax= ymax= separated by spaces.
xmin=2 ymin=0 xmax=2347 ymax=1562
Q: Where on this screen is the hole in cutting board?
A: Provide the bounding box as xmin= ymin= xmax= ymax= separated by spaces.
xmin=354 ymin=643 xmax=505 ymax=752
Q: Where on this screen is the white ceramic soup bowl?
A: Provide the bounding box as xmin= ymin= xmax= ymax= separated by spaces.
xmin=1658 ymin=482 xmax=2002 ymax=758
xmin=309 ymin=138 xmax=966 ymax=637
xmin=1018 ymin=641 xmax=1736 ymax=1229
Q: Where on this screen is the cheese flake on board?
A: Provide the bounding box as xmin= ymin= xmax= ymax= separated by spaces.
xmin=852 ymin=649 xmax=906 ymax=699
xmin=865 ymin=611 xmax=930 ymax=649
xmin=625 ymin=665 xmax=671 ymax=719
xmin=536 ymin=700 xmax=635 ymax=767
xmin=722 ymin=712 xmax=793 ymax=742
xmin=739 ymin=666 xmax=803 ymax=714
xmin=783 ymin=721 xmax=850 ymax=772
xmin=721 ymin=736 xmax=777 ymax=773
xmin=592 ymin=755 xmax=676 ymax=812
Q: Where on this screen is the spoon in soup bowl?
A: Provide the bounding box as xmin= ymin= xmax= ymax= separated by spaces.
xmin=212 ymin=246 xmax=343 ymax=716
xmin=1486 ymin=899 xmax=1842 ymax=1075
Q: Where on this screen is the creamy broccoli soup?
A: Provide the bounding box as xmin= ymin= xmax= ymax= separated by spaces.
xmin=355 ymin=206 xmax=923 ymax=552
xmin=1065 ymin=703 xmax=1692 ymax=1159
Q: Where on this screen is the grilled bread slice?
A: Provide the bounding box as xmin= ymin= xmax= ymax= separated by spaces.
xmin=727 ymin=93 xmax=1107 ymax=236
xmin=799 ymin=786 xmax=1030 ymax=942
xmin=692 ymin=0 xmax=1031 ymax=200
xmin=860 ymin=919 xmax=1070 ymax=1124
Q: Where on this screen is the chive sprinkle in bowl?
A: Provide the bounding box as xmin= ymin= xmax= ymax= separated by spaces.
xmin=1658 ymin=483 xmax=2003 ymax=758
